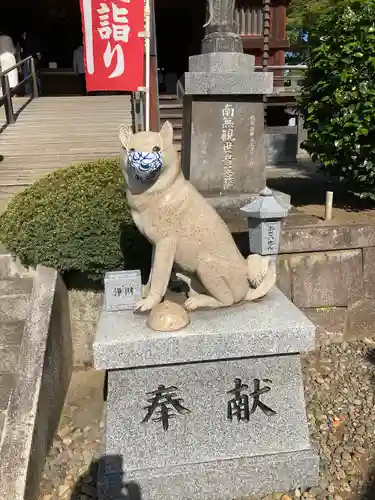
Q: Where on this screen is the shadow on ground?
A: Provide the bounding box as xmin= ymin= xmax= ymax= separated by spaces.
xmin=70 ymin=455 xmax=142 ymax=500
xmin=268 ymin=175 xmax=375 ymax=212
xmin=0 ymin=96 xmax=33 ymax=134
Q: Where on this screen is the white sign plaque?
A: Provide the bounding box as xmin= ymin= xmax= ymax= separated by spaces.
xmin=104 ymin=270 xmax=142 ymax=311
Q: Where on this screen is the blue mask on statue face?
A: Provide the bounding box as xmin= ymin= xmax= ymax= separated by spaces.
xmin=127 ymin=150 xmax=163 ymax=183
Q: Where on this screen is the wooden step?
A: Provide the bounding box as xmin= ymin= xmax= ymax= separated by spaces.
xmin=0 ymin=95 xmax=132 ymax=192
xmin=160 ymin=114 xmax=183 ymax=124
xmin=159 ymin=94 xmax=178 ymax=100
xmin=159 ymin=103 xmax=183 ymax=110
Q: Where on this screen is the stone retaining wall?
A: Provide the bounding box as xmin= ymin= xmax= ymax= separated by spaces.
xmin=3 ymin=222 xmax=375 ymax=368
xmin=277 ymin=223 xmax=375 ymax=346
xmin=69 ymin=222 xmax=375 ymax=367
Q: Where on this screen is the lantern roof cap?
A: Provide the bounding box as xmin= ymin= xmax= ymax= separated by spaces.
xmin=240 ymin=187 xmax=289 ymax=219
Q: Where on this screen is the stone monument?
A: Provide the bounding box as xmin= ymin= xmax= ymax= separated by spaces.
xmin=179 ymin=0 xmax=273 ymax=200
xmin=93 ymin=123 xmax=319 ymax=499
xmin=95 ymin=297 xmax=319 ymax=500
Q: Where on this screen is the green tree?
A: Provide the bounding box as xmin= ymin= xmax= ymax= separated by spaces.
xmin=287 ymin=0 xmax=338 ymax=59
xmin=299 ymin=0 xmax=375 ymax=198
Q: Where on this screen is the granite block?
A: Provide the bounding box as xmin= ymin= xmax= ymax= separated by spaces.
xmin=182 ymin=100 xmax=266 ymax=194
xmin=207 ymin=190 xmax=291 ymax=214
xmin=276 ymin=254 xmax=292 ymax=299
xmin=266 ymin=130 xmax=298 ymax=165
xmin=188 ymin=52 xmax=255 ymax=73
xmin=183 ymin=71 xmax=273 ymax=95
xmin=290 ymin=250 xmax=363 ymax=308
xmin=279 ymin=223 xmax=375 ymax=254
xmin=98 ymin=450 xmax=318 ymax=500
xmin=363 ymin=247 xmax=375 ymax=298
xmin=94 ymin=287 xmax=316 ymax=370
xmin=105 ymin=355 xmax=312 ymax=471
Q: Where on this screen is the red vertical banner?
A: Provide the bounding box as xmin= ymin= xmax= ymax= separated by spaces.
xmin=80 ymin=0 xmax=145 ymax=91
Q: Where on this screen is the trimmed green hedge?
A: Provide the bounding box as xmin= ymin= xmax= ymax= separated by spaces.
xmin=300 ymin=0 xmax=375 ymax=199
xmin=0 ymin=158 xmax=151 ymax=282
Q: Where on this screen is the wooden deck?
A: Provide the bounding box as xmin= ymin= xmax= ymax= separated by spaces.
xmin=0 ymin=95 xmax=132 ymax=212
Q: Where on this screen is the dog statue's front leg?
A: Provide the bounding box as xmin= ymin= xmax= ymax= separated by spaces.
xmin=134 ymin=237 xmax=177 ymax=312
xmin=142 ymin=246 xmax=155 ymax=298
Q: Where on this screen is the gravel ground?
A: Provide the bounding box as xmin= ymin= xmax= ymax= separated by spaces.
xmin=39 ymin=339 xmax=375 ymax=500
xmin=39 ymin=370 xmax=104 ymax=500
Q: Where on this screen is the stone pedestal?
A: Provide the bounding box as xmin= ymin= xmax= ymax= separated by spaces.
xmin=179 ymin=52 xmax=273 ymax=196
xmin=94 ymin=288 xmax=319 ymax=500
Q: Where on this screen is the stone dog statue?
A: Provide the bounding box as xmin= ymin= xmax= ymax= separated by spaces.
xmin=119 ymin=121 xmax=276 ymax=312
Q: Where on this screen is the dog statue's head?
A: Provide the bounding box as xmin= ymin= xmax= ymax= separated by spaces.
xmin=119 ymin=121 xmax=178 ymax=187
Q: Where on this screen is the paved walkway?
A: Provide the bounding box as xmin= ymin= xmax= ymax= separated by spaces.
xmin=0 ymin=273 xmax=33 ymax=448
xmin=267 ymin=161 xmax=319 ymax=179
xmin=0 ymin=95 xmax=132 ymax=212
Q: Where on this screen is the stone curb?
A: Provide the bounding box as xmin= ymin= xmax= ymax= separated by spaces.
xmin=0 ymin=265 xmax=72 ymax=500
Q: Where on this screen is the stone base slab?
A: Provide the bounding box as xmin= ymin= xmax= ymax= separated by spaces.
xmin=188 ymin=52 xmax=255 ymax=73
xmin=94 ymin=288 xmax=316 ymax=370
xmin=98 ymin=449 xmax=319 ymax=500
xmin=183 ymin=72 xmax=273 ymax=96
xmin=207 ymin=190 xmax=291 ymax=218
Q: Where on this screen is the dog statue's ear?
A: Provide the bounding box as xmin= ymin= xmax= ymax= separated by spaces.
xmin=160 ymin=121 xmax=174 ymax=147
xmin=119 ymin=125 xmax=133 ymax=149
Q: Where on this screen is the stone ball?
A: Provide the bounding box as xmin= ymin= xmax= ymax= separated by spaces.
xmin=147 ymin=300 xmax=190 ymax=332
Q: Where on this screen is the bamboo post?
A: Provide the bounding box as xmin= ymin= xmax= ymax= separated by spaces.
xmin=325 ymin=191 xmax=333 ymax=221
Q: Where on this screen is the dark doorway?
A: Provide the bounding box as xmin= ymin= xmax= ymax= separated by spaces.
xmin=155 ymin=0 xmax=206 ymax=94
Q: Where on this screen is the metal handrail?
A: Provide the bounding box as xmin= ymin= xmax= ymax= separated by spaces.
xmin=0 ymin=55 xmax=33 ymax=77
xmin=253 ymin=64 xmax=307 ymax=92
xmin=0 ymin=55 xmax=39 ymax=127
xmin=254 ymin=65 xmax=307 ymax=70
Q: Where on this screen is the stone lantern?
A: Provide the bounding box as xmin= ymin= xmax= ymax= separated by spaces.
xmin=240 ymin=186 xmax=289 ymax=258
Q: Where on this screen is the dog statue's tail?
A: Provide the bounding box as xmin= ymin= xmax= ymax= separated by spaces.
xmin=245 ymin=254 xmax=276 ymax=301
